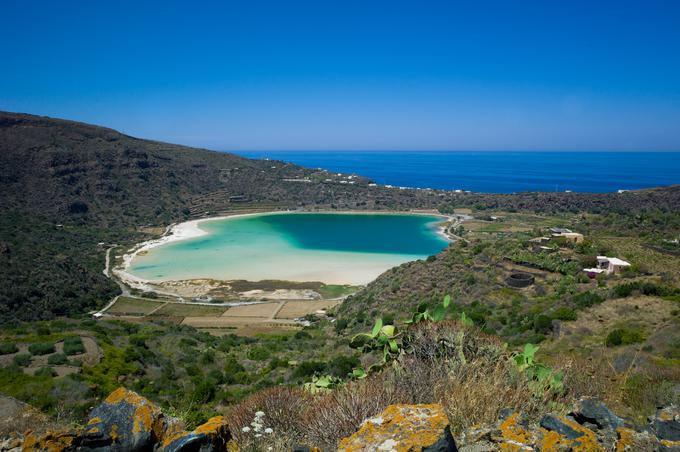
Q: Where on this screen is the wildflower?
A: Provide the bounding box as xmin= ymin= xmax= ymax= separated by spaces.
xmin=265 ymin=428 xmax=273 ymax=434
xmin=255 ymin=411 xmax=265 ymax=417
xmin=255 ymin=433 xmax=262 ymax=438
xmin=241 ymin=426 xmax=251 ymax=433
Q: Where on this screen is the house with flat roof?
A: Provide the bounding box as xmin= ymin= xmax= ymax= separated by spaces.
xmin=595 ymin=256 xmax=632 ymax=274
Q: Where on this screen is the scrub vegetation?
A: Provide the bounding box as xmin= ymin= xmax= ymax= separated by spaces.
xmin=1 ymin=113 xmax=679 ymax=446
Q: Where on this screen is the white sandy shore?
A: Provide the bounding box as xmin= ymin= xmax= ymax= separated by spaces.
xmin=113 ymin=210 xmax=453 ymax=292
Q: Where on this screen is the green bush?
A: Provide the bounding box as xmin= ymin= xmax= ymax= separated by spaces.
xmin=47 ymin=353 xmax=68 ymax=366
xmin=334 ymin=318 xmax=349 ymax=333
xmin=613 ymin=283 xmax=637 ymax=298
xmin=533 ymin=314 xmax=553 ymax=334
xmin=552 ymin=307 xmax=577 ymax=321
xmin=28 ymin=342 xmax=55 ymax=356
xmin=605 ymin=328 xmax=645 ymax=347
xmin=246 ymin=347 xmax=270 ymax=361
xmin=572 ymin=291 xmax=604 ymax=309
xmin=327 ymin=355 xmax=361 ymax=378
xmin=63 ymin=337 xmax=85 ymax=355
xmin=34 ymin=367 xmax=57 ymax=378
xmin=13 ymin=353 xmax=31 ymax=367
xmin=0 ymin=343 xmax=18 ymax=355
xmin=292 ymin=360 xmax=326 ymax=380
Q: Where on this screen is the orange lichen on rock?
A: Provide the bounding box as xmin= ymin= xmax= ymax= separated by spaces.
xmin=194 ymin=416 xmax=228 ymax=435
xmin=615 ymin=427 xmax=636 ymax=451
xmin=21 ymin=430 xmax=78 ymax=452
xmin=338 ymin=404 xmax=456 ymax=451
xmin=498 ymin=413 xmax=536 ymax=450
xmin=538 ymin=416 xmax=604 ymax=452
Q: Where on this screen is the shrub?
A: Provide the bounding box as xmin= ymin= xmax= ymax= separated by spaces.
xmin=334 ymin=319 xmax=349 ymax=333
xmin=605 ymin=328 xmax=645 ymax=347
xmin=28 ymin=343 xmax=55 ymax=356
xmin=326 ymin=355 xmax=361 ymax=379
xmin=268 ymin=357 xmax=288 ymax=370
xmin=192 ymin=379 xmax=216 ymax=404
xmin=36 ymin=326 xmax=51 ymax=336
xmin=572 ymin=291 xmax=604 ymax=309
xmin=224 ymin=356 xmax=246 ymax=376
xmin=0 ymin=343 xmax=18 ymax=355
xmin=552 ymin=307 xmax=577 ymax=321
xmin=13 ymin=353 xmax=31 ymax=367
xmin=613 ymin=282 xmax=639 ymax=298
xmin=292 ymin=361 xmax=326 ymax=380
xmin=34 ymin=367 xmax=57 ymax=378
xmin=533 ymin=315 xmax=552 ymax=334
xmin=200 ymin=349 xmax=215 ymax=365
xmin=247 ymin=347 xmax=271 ymax=361
xmin=63 ymin=337 xmax=85 ymax=355
xmin=47 ymin=353 xmax=68 ymax=366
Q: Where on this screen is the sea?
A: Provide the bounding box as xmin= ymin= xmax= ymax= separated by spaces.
xmin=233 ymin=151 xmax=680 ymax=194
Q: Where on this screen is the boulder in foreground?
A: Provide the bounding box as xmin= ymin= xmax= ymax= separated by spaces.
xmin=338 ymin=403 xmax=457 ymax=451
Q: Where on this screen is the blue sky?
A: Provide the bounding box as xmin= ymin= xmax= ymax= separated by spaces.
xmin=2 ymin=0 xmax=680 ymax=150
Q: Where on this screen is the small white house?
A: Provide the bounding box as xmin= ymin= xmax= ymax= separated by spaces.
xmin=596 ymin=256 xmax=632 ymax=274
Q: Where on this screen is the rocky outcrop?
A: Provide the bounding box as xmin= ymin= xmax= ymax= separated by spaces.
xmin=455 ymin=399 xmax=680 ymax=452
xmin=338 ymin=404 xmax=457 ymax=451
xmin=9 ymin=388 xmax=232 ymax=452
xmin=336 ymin=399 xmax=680 ymax=452
xmin=5 ymin=389 xmax=680 ymax=451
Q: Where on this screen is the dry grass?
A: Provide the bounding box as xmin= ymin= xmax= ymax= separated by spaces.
xmin=437 ymin=358 xmax=567 ymax=434
xmin=227 ymin=386 xmax=310 ymax=448
xmin=301 ymin=375 xmax=406 ymax=450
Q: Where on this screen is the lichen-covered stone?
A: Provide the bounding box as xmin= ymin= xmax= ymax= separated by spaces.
xmin=20 ymin=430 xmax=79 ymax=452
xmin=79 ymin=387 xmax=165 ymax=451
xmin=653 ymin=406 xmax=680 ymax=442
xmin=159 ymin=416 xmax=234 ymax=452
xmin=538 ymin=414 xmax=604 ymax=451
xmin=571 ymin=397 xmax=624 ymax=430
xmin=614 ymin=427 xmax=664 ymax=451
xmin=338 ymin=404 xmax=457 ymax=451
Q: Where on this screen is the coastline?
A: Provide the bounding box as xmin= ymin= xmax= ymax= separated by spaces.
xmin=113 ymin=209 xmax=453 ymax=294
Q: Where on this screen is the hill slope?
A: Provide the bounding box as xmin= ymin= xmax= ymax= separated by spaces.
xmin=2 ymin=111 xmax=680 ymax=322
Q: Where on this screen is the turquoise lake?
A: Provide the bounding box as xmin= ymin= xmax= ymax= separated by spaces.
xmin=127 ymin=213 xmax=449 ymax=285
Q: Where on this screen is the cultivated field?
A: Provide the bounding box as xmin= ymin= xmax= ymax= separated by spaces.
xmin=104 ymin=297 xmax=341 ymax=336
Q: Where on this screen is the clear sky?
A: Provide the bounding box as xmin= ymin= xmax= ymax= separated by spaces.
xmin=2 ymin=0 xmax=680 ymax=151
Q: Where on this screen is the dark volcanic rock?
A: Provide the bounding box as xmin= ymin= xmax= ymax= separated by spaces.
xmin=653 ymin=405 xmax=680 ymax=441
xmin=80 ymin=387 xmax=164 ymax=451
xmin=571 ymin=397 xmax=625 ymax=430
xmin=160 ymin=416 xmax=232 ymax=452
xmin=540 ymin=414 xmax=583 ymax=440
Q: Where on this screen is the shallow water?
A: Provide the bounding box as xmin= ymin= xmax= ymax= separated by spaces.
xmin=128 ymin=213 xmax=449 ymax=285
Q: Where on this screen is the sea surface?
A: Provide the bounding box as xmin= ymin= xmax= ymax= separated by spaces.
xmin=233 ymin=151 xmax=680 ymax=193
xmin=128 ymin=213 xmax=448 ymax=285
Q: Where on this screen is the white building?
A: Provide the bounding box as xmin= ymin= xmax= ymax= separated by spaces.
xmin=595 ymin=256 xmax=632 ymax=274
